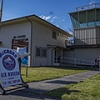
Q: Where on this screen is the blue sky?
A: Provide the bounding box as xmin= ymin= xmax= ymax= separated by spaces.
xmin=1 ymin=0 xmax=100 ymax=32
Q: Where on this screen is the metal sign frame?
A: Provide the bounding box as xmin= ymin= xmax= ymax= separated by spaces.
xmin=0 ymin=55 xmax=28 ymax=95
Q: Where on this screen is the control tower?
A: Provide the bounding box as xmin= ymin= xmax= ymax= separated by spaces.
xmin=66 ymin=3 xmax=100 ymax=60
xmin=69 ymin=3 xmax=100 ymax=47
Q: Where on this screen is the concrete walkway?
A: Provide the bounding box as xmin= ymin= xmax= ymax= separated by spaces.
xmin=1 ymin=70 xmax=99 ymax=100
xmin=25 ymin=70 xmax=100 ymax=95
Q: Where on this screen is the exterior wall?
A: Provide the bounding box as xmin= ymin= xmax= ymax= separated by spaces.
xmin=0 ymin=21 xmax=31 ymax=65
xmin=64 ymin=48 xmax=100 ymax=60
xmin=0 ymin=18 xmax=69 ymax=67
xmin=63 ymin=50 xmax=75 ymax=58
xmin=96 ymin=27 xmax=100 ymax=44
xmin=74 ymin=27 xmax=96 ymax=45
xmin=64 ymin=27 xmax=100 ymax=64
xmin=32 ymin=20 xmax=68 ymax=66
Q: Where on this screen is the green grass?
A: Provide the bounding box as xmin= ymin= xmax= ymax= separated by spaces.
xmin=46 ymin=72 xmax=100 ymax=100
xmin=21 ymin=66 xmax=90 ymax=83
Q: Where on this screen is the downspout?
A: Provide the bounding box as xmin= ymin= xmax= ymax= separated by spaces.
xmin=51 ymin=48 xmax=56 ymax=66
xmin=26 ymin=17 xmax=33 ymax=66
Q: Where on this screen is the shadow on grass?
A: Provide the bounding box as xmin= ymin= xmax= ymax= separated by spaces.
xmin=28 ymin=66 xmax=97 ymax=71
xmin=45 ymin=80 xmax=77 ymax=85
xmin=46 ymin=87 xmax=80 ymax=98
xmin=4 ymin=88 xmax=61 ymax=100
xmin=21 ymin=74 xmax=25 ymax=76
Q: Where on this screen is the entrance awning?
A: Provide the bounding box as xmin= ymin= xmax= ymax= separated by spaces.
xmin=47 ymin=44 xmax=66 ymax=50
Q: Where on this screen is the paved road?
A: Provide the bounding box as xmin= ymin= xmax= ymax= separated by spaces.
xmin=0 ymin=71 xmax=99 ymax=100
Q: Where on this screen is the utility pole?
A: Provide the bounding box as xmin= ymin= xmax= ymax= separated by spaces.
xmin=0 ymin=0 xmax=3 ymax=28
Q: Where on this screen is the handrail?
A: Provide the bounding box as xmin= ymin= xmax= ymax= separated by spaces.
xmin=55 ymin=57 xmax=95 ymax=67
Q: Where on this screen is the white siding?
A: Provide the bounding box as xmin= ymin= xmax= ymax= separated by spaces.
xmin=64 ymin=50 xmax=75 ymax=58
xmin=0 ymin=21 xmax=32 ymax=65
xmin=0 ymin=18 xmax=69 ymax=66
xmin=0 ymin=21 xmax=31 ymax=49
xmin=74 ymin=28 xmax=96 ymax=45
xmin=32 ymin=20 xmax=68 ymax=66
xmin=96 ymin=27 xmax=100 ymax=44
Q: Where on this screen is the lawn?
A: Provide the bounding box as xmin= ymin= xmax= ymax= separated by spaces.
xmin=21 ymin=66 xmax=90 ymax=83
xmin=46 ymin=72 xmax=100 ymax=100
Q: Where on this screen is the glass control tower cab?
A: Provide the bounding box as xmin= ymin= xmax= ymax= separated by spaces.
xmin=69 ymin=3 xmax=100 ymax=47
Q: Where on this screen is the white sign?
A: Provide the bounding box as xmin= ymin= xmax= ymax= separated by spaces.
xmin=0 ymin=48 xmax=22 ymax=87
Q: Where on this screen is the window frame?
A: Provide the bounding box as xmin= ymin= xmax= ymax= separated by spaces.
xmin=52 ymin=31 xmax=57 ymax=40
xmin=42 ymin=48 xmax=47 ymax=57
xmin=36 ymin=47 xmax=41 ymax=57
xmin=36 ymin=46 xmax=47 ymax=57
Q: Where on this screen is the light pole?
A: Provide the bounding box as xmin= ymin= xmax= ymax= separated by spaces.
xmin=0 ymin=0 xmax=3 ymax=28
xmin=0 ymin=0 xmax=3 ymax=19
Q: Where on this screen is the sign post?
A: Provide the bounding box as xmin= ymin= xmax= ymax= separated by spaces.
xmin=0 ymin=48 xmax=28 ymax=94
xmin=17 ymin=47 xmax=29 ymax=78
xmin=21 ymin=56 xmax=28 ymax=77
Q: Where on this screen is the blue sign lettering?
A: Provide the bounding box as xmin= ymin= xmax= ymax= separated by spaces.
xmin=0 ymin=50 xmax=17 ymax=58
xmin=8 ymin=71 xmax=20 ymax=77
xmin=1 ymin=72 xmax=7 ymax=78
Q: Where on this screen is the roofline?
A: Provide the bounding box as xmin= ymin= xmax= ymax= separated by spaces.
xmin=2 ymin=14 xmax=36 ymax=23
xmin=69 ymin=8 xmax=100 ymax=15
xmin=2 ymin=14 xmax=72 ymax=37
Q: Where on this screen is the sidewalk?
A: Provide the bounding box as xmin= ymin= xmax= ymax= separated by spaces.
xmin=25 ymin=71 xmax=100 ymax=95
xmin=1 ymin=70 xmax=100 ymax=100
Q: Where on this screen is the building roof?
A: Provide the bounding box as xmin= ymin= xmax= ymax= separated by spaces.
xmin=2 ymin=14 xmax=72 ymax=37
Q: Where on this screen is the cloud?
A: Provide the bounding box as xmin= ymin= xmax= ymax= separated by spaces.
xmin=40 ymin=15 xmax=58 ymax=23
xmin=62 ymin=19 xmax=65 ymax=22
xmin=50 ymin=16 xmax=58 ymax=23
xmin=40 ymin=15 xmax=51 ymax=21
xmin=52 ymin=16 xmax=58 ymax=19
xmin=69 ymin=31 xmax=73 ymax=35
xmin=89 ymin=0 xmax=95 ymax=4
xmin=56 ymin=25 xmax=59 ymax=27
xmin=39 ymin=15 xmax=67 ymax=31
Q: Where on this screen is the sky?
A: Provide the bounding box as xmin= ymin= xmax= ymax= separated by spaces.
xmin=1 ymin=0 xmax=100 ymax=32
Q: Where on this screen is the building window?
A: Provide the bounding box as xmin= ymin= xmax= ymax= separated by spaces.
xmin=36 ymin=47 xmax=47 ymax=57
xmin=42 ymin=48 xmax=47 ymax=57
xmin=52 ymin=31 xmax=57 ymax=39
xmin=36 ymin=47 xmax=41 ymax=56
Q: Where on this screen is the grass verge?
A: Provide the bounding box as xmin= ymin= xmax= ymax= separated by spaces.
xmin=45 ymin=72 xmax=100 ymax=100
xmin=21 ymin=66 xmax=91 ymax=83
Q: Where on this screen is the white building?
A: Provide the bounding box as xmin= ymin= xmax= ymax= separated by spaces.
xmin=0 ymin=15 xmax=71 ymax=66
